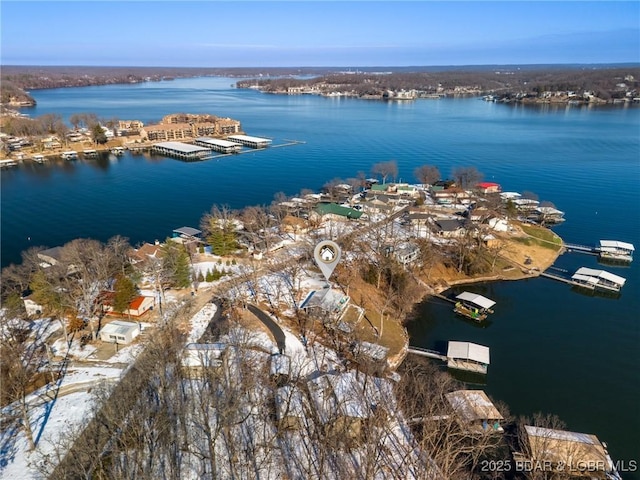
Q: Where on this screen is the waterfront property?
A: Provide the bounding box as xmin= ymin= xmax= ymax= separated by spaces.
xmin=446 ymin=341 xmax=490 ymax=375
xmin=193 ymin=137 xmax=242 ymax=154
xmin=514 ymin=426 xmax=621 ymax=479
xmin=571 ymin=267 xmax=626 ymax=293
xmin=445 ymin=390 xmax=504 ymax=434
xmin=598 ymin=240 xmax=634 ymax=262
xmin=453 ymin=292 xmax=496 ymax=322
xmin=152 ymin=141 xmax=212 ymax=161
xmin=227 ymin=134 xmax=272 ymax=149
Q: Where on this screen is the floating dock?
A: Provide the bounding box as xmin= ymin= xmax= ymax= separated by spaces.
xmin=0 ymin=159 xmax=18 ymax=168
xmin=408 ymin=341 xmax=490 ymax=375
xmin=83 ymin=149 xmax=98 ymax=157
xmin=61 ymin=151 xmax=78 ymax=160
xmin=564 ymin=240 xmax=634 ymax=263
xmin=454 ymin=292 xmax=495 ymax=322
xmin=193 ymin=137 xmax=242 ymax=154
xmin=153 ymin=141 xmax=212 ymax=161
xmin=541 ymin=267 xmax=626 ymax=293
xmin=227 ymin=134 xmax=272 ymax=149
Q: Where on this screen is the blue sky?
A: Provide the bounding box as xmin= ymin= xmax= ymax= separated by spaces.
xmin=1 ymin=1 xmax=638 ymax=67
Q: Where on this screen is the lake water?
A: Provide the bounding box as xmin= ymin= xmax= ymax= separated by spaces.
xmin=2 ymin=77 xmax=639 ymax=474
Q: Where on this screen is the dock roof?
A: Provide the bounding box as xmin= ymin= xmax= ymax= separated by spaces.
xmin=455 ymin=292 xmax=496 ymax=310
xmin=447 ymin=341 xmax=490 ymax=365
xmin=599 ymin=240 xmax=635 ymax=252
xmin=572 ymin=267 xmax=626 ymax=287
xmin=173 ymin=226 xmax=202 ymax=237
xmin=155 ymin=141 xmax=210 ymax=153
xmin=227 ymin=134 xmax=272 ymax=143
xmin=445 ymin=390 xmax=503 ymax=422
xmin=195 ymin=137 xmax=240 ymax=148
xmin=524 ymin=426 xmax=614 ymax=473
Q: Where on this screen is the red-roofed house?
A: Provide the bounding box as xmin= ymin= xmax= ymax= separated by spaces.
xmin=476 ymin=182 xmax=501 ymax=194
xmin=101 ymin=293 xmax=155 ymax=318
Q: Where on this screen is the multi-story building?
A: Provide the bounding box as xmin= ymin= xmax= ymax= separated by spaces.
xmin=140 ymin=113 xmax=242 ymax=141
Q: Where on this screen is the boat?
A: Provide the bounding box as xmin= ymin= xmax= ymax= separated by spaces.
xmin=454 ymin=292 xmax=496 ymax=322
xmin=598 ymin=240 xmax=634 ymax=263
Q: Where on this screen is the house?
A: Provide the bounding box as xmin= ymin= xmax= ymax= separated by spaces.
xmin=37 ymin=246 xmax=64 ymax=266
xmin=434 ymin=219 xmax=467 ymax=238
xmin=128 ymin=242 xmax=162 ymax=264
xmin=101 ymin=293 xmax=155 ymax=318
xmin=281 ymin=215 xmax=311 ymax=235
xmin=99 ymin=320 xmax=140 ymax=345
xmin=514 ymin=426 xmax=621 ymax=479
xmin=306 ymin=372 xmax=370 ymax=443
xmin=312 ymin=202 xmax=363 ymax=221
xmin=476 ymin=182 xmax=501 ymax=194
xmin=445 ymin=390 xmax=504 ymax=434
xmin=299 ymin=288 xmax=350 ymax=317
xmin=390 ymin=242 xmax=421 ymax=265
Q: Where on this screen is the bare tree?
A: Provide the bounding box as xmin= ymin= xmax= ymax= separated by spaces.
xmin=451 ymin=166 xmax=483 ymax=190
xmin=414 ymin=164 xmax=441 ymax=186
xmin=372 ymin=160 xmax=398 ymax=185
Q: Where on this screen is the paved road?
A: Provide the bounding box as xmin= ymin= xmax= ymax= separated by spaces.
xmin=246 ymin=304 xmax=286 ymax=354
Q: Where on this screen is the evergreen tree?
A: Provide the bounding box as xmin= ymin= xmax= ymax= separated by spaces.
xmin=161 ymin=240 xmax=192 ymax=289
xmin=112 ymin=275 xmax=138 ymax=315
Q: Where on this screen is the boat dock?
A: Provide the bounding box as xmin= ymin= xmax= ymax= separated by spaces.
xmin=0 ymin=159 xmax=18 ymax=168
xmin=564 ymin=240 xmax=634 ymax=263
xmin=541 ymin=267 xmax=626 ymax=293
xmin=408 ymin=341 xmax=490 ymax=375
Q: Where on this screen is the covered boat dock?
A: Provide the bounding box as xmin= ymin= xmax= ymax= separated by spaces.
xmin=153 ymin=141 xmax=212 ymax=161
xmin=454 ymin=292 xmax=496 ymax=322
xmin=598 ymin=240 xmax=634 ymax=262
xmin=447 ymin=341 xmax=490 ymax=375
xmin=193 ymin=137 xmax=242 ymax=154
xmin=227 ymin=134 xmax=272 ymax=149
xmin=571 ymin=267 xmax=626 ymax=293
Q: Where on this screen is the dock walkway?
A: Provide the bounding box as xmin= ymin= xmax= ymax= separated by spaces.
xmin=407 ymin=346 xmax=447 ymax=361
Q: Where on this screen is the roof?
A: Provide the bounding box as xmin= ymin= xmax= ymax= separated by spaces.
xmin=445 ymin=390 xmax=503 ymax=422
xmin=455 ymin=292 xmax=496 ymax=310
xmin=572 ymin=267 xmax=626 ymax=287
xmin=447 ymin=341 xmax=490 ymax=365
xmin=477 ymin=182 xmax=500 ymax=188
xmin=314 ymin=202 xmax=363 ymax=219
xmin=38 ymin=246 xmax=63 ymax=261
xmin=101 ymin=320 xmax=140 ymax=336
xmin=599 ymin=240 xmax=634 ymax=252
xmin=300 ymin=288 xmax=349 ymax=312
xmin=129 ymin=295 xmax=152 ymax=310
xmin=436 ymin=219 xmax=465 ymax=231
xmin=173 ymin=226 xmax=202 ymax=237
xmin=194 ymin=137 xmax=240 ymax=148
xmin=154 ymin=141 xmax=210 ymax=153
xmin=524 ymin=426 xmax=613 ymax=472
xmin=227 ymin=134 xmax=272 ymax=144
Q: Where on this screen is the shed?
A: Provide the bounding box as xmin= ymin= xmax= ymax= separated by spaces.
xmin=100 ymin=320 xmax=140 ymax=345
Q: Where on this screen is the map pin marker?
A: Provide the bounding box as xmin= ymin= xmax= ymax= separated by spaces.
xmin=314 ymin=240 xmax=341 ymax=283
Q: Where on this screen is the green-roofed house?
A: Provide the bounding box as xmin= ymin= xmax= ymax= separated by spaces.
xmin=313 ymin=202 xmax=364 ymax=221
